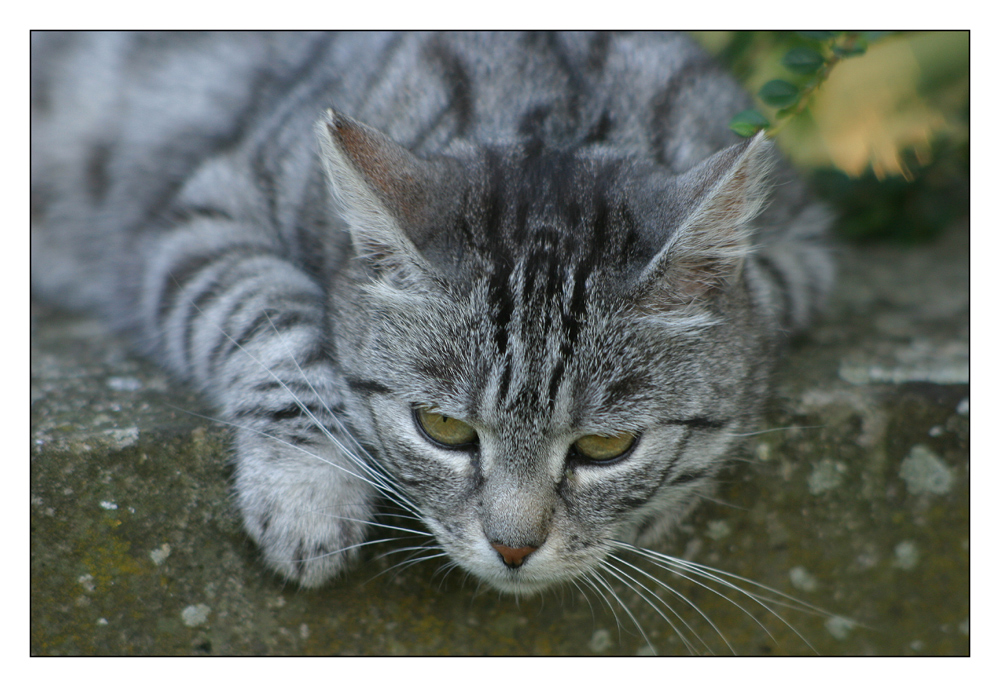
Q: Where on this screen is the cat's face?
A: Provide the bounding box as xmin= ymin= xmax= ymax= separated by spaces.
xmin=320 ymin=111 xmax=772 ymax=592
xmin=345 ymin=279 xmax=751 ymax=593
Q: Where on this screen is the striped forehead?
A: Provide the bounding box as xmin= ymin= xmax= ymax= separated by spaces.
xmin=458 ymin=148 xmax=643 ymax=425
xmin=465 ymin=146 xmax=644 ymax=297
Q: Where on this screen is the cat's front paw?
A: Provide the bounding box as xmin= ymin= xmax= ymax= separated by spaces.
xmin=232 ymin=429 xmax=378 ymax=588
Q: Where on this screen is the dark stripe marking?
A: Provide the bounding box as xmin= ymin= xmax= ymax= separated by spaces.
xmin=670 ymin=417 xmax=726 ymax=430
xmin=85 ymin=142 xmax=112 ymax=203
xmin=649 ymin=54 xmax=717 ymax=168
xmin=158 ymin=244 xmax=274 ymax=325
xmin=752 ymin=253 xmax=794 ymax=331
xmin=345 ymin=377 xmax=393 ymax=395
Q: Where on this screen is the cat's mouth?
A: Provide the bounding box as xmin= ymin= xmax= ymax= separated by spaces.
xmin=479 ymin=560 xmax=600 ymax=596
xmin=440 ymin=532 xmax=606 ymax=595
xmin=489 ymin=576 xmax=561 ymax=596
xmin=474 ymin=557 xmax=570 ymax=595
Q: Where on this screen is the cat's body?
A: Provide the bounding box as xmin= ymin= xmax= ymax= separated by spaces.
xmin=31 ymin=32 xmax=832 ymax=595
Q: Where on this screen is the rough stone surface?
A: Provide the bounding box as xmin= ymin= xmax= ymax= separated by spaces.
xmin=30 ymin=226 xmax=969 ymax=656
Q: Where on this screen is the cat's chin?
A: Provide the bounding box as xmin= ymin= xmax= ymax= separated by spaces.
xmin=468 ymin=556 xmax=588 ymax=596
xmin=479 ymin=574 xmax=566 ymax=597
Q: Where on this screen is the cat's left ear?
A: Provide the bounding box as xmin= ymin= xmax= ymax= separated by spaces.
xmin=316 ymin=109 xmax=452 ymax=280
xmin=638 ymin=132 xmax=772 ymax=305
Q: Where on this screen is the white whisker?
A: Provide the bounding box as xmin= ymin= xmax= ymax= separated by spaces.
xmin=616 ymin=542 xmax=831 ymax=653
xmin=257 ymin=311 xmax=422 ymax=515
xmin=585 ymin=569 xmax=654 ymax=653
xmin=169 ymin=401 xmax=418 ymax=516
xmin=166 ymin=299 xmax=418 ymax=517
xmin=723 ymin=424 xmax=825 ymax=438
xmin=429 ymin=560 xmax=463 ymax=590
xmin=636 ymin=545 xmax=834 ymax=618
xmin=326 ymin=516 xmax=432 ymax=539
xmin=578 ymin=573 xmax=626 ymax=640
xmin=288 ymin=535 xmax=404 ymax=564
xmin=375 ymin=551 xmax=452 ymax=579
xmin=600 ymin=558 xmax=703 ymax=655
xmin=568 ymin=579 xmax=600 ymax=628
xmin=606 ymin=553 xmax=732 ymax=655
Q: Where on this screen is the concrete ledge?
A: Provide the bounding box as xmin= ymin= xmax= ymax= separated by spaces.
xmin=30 ymin=227 xmax=968 ymax=655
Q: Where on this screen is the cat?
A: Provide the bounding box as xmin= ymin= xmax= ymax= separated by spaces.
xmin=31 ymin=31 xmax=833 ymax=616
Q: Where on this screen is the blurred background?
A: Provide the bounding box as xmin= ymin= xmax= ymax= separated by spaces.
xmin=691 ymin=31 xmax=969 ymax=243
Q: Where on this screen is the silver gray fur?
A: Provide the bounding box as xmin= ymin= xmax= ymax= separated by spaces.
xmin=32 ymin=31 xmax=833 ymax=592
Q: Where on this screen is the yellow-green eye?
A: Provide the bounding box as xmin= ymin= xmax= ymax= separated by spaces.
xmin=414 ymin=407 xmax=478 ymax=447
xmin=573 ymin=432 xmax=637 ymax=462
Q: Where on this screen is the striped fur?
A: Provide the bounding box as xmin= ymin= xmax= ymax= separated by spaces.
xmin=32 ymin=32 xmax=833 ymax=592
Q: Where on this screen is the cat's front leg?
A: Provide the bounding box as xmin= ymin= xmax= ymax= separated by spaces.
xmin=216 ymin=327 xmax=381 ymax=587
xmin=210 ymin=311 xmax=380 ymax=588
xmin=204 ymin=288 xmax=381 ymax=588
xmin=232 ymin=423 xmax=378 ymax=588
xmin=138 ymin=220 xmax=380 ymax=587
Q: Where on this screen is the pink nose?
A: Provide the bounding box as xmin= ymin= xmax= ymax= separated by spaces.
xmin=491 ymin=542 xmax=538 ymax=568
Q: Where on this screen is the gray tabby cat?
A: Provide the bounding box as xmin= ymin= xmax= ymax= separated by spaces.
xmin=31 ymin=32 xmax=832 ymax=599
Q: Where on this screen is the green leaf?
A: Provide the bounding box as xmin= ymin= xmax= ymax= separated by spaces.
xmin=759 ymin=80 xmax=800 ymax=108
xmin=833 ymin=37 xmax=868 ymax=57
xmin=797 ymin=31 xmax=840 ymax=41
xmin=782 ymin=47 xmax=826 ymax=75
xmin=728 ymin=109 xmax=770 ymax=137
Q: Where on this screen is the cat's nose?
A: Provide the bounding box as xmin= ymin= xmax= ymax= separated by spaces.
xmin=490 ymin=542 xmax=539 ymax=568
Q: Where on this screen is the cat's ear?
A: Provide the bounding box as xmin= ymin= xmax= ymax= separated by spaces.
xmin=638 ymin=132 xmax=772 ymax=306
xmin=316 ymin=109 xmax=444 ymax=279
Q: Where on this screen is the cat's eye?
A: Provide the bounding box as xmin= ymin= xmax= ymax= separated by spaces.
xmin=572 ymin=432 xmax=637 ymax=462
xmin=414 ymin=407 xmax=479 ymax=448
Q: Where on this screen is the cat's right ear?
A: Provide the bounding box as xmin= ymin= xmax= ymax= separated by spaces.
xmin=636 ymin=133 xmax=773 ymax=307
xmin=316 ymin=110 xmax=445 ymax=280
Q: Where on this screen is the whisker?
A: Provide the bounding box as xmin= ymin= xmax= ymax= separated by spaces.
xmin=568 ymin=579 xmax=599 ymax=627
xmin=368 ymin=505 xmax=425 ymax=519
xmin=578 ymin=573 xmax=626 ymax=640
xmin=168 ymin=402 xmax=419 ymax=517
xmin=325 ymin=515 xmax=432 ymax=539
xmin=627 ymin=556 xmax=782 ymax=649
xmin=690 ymin=493 xmax=749 ymax=511
xmin=288 ymin=535 xmax=406 ymax=565
xmin=723 ymin=424 xmax=826 ymax=438
xmin=429 ymin=560 xmax=463 ymax=592
xmin=176 ymin=294 xmax=419 ymax=519
xmin=606 ymin=553 xmax=731 ymax=655
xmin=585 ymin=568 xmax=654 ymax=653
xmin=256 ymin=311 xmax=420 ymax=514
xmin=642 ymin=547 xmax=834 ymax=618
xmin=616 ymin=542 xmax=828 ymax=653
xmin=600 ymin=559 xmax=701 ymax=655
xmin=375 ymin=551 xmax=452 ymax=579
xmin=373 ymin=543 xmax=442 ymax=562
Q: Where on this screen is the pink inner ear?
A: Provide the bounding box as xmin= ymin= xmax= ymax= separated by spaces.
xmin=637 ymin=251 xmax=743 ymax=313
xmin=635 ymin=135 xmax=771 ymax=310
xmin=328 ymin=117 xmax=424 ymax=225
xmin=636 ymin=202 xmax=756 ymax=310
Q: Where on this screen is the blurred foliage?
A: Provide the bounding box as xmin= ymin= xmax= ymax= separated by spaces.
xmin=691 ymin=31 xmax=969 ymax=243
xmin=726 ymin=32 xmax=879 ymax=138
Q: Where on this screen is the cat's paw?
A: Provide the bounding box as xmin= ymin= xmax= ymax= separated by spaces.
xmin=232 ymin=429 xmax=377 ymax=588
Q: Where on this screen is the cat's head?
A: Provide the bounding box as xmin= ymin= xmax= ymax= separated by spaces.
xmin=317 ymin=110 xmax=774 ymax=594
